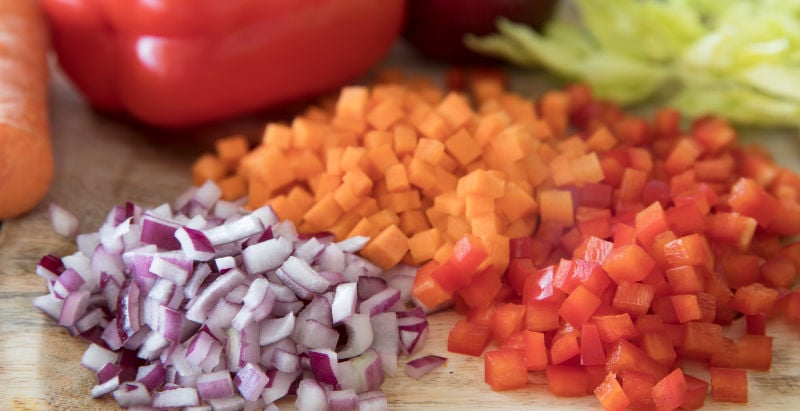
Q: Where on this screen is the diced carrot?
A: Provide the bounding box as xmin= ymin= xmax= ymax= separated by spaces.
xmin=539 ymin=189 xmax=575 ymax=227
xmin=215 ymin=134 xmax=250 ymax=170
xmin=366 ymin=99 xmax=404 ymax=131
xmin=192 ymin=154 xmax=227 ymax=185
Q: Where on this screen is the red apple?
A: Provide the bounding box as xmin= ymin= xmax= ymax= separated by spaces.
xmin=403 ymin=0 xmax=559 ymax=64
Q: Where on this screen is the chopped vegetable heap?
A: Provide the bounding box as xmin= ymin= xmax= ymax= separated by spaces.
xmin=466 ymin=0 xmax=800 ymax=128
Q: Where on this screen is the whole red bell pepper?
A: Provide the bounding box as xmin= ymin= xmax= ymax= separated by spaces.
xmin=41 ymin=0 xmax=406 ymax=127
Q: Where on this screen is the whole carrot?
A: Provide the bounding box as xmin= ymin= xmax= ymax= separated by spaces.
xmin=0 ymin=0 xmax=52 ymax=219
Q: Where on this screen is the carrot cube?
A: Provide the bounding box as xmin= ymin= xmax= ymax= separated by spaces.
xmin=366 ymin=99 xmax=404 ymax=131
xmin=192 ymin=154 xmax=227 ymax=185
xmin=360 ymin=225 xmax=408 ymax=269
xmin=436 ymin=92 xmax=473 ymax=130
xmin=445 ymin=128 xmax=482 ymax=167
xmin=539 ymin=189 xmax=575 ymax=227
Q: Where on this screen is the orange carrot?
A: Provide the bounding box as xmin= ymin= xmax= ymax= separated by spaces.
xmin=0 ymin=0 xmax=52 ymax=219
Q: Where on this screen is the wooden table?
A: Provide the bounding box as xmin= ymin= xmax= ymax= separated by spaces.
xmin=2 ymin=44 xmax=800 ymax=411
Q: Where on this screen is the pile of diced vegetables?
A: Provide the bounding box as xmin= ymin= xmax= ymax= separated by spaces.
xmin=37 ymin=67 xmax=800 ymax=410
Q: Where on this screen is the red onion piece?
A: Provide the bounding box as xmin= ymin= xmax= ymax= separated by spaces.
xmin=234 ymin=362 xmax=269 ymax=402
xmin=331 ymin=282 xmax=358 ymax=325
xmin=271 ymin=348 xmax=300 ymax=373
xmin=404 ymin=355 xmax=447 ymax=380
xmin=113 ymin=382 xmax=152 ymax=407
xmin=359 ymin=288 xmax=401 ymax=317
xmin=90 ymin=375 xmax=120 ymax=398
xmin=49 ymin=203 xmax=79 ymax=238
xmin=259 ymin=311 xmax=296 ymax=346
xmin=241 ymin=236 xmax=293 ymax=275
xmin=280 ymin=256 xmax=332 ymax=294
xmin=151 ymin=386 xmax=200 ymax=408
xmin=37 ymin=254 xmax=65 ymax=280
xmin=338 ymin=349 xmax=384 ymax=394
xmin=54 ymin=268 xmax=86 ymax=299
xmin=81 ymin=343 xmax=120 ymax=372
xmin=262 ymin=369 xmax=301 ymax=404
xmin=139 ymin=213 xmax=181 ymax=250
xmin=295 ymin=319 xmax=339 ymax=351
xmin=59 ymin=289 xmax=90 ymax=327
xmin=96 ymin=362 xmax=121 ymax=384
xmin=116 ymin=280 xmax=143 ymax=342
xmin=295 ymin=378 xmax=328 ymax=411
xmin=357 ymin=276 xmax=388 ymax=300
xmin=149 ymin=253 xmax=192 ymax=285
xmin=307 ymin=349 xmax=339 ymax=387
xmin=357 ymin=390 xmax=389 ymax=411
xmin=203 ymin=214 xmax=263 ymax=246
xmin=197 ymin=370 xmax=235 ymax=400
xmin=338 ymin=313 xmax=374 ymax=359
xmin=175 ymin=226 xmax=215 ymax=262
xmin=208 ymin=395 xmax=246 ymax=411
xmin=185 ymin=268 xmax=246 ymax=323
xmin=327 ymin=389 xmax=359 ymax=411
xmin=136 ymin=362 xmax=167 ymax=391
xmin=336 ymin=236 xmax=370 ymax=253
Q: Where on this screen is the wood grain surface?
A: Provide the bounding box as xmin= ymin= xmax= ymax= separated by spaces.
xmin=2 ymin=46 xmax=800 ymax=411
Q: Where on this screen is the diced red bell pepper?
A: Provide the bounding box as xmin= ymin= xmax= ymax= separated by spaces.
xmin=662 ymin=234 xmax=712 ymax=269
xmin=760 ymin=256 xmax=797 ymax=289
xmin=525 ymin=301 xmax=560 ymax=332
xmin=681 ymin=321 xmax=723 ymax=360
xmin=457 ymin=265 xmax=501 ymax=309
xmin=545 ymin=365 xmax=590 ymax=397
xmin=635 ymin=201 xmax=669 ymax=248
xmin=640 ymin=331 xmax=677 ymax=368
xmin=490 ymin=303 xmax=526 ymax=344
xmin=447 ymin=320 xmax=491 ymax=357
xmin=580 ymin=323 xmax=605 ymax=366
xmin=735 ymin=334 xmax=772 ymax=371
xmin=507 ymin=258 xmax=537 ymax=296
xmin=522 ymin=265 xmax=565 ymax=305
xmin=691 ymin=116 xmax=735 ymax=153
xmin=664 ymin=265 xmax=703 ymax=295
xmin=745 ymin=313 xmax=767 ymax=336
xmin=412 ymin=260 xmax=453 ymax=311
xmin=621 ymin=369 xmax=657 ymax=411
xmin=665 ymin=204 xmax=707 ymax=237
xmin=651 ymin=368 xmax=687 ymax=411
xmin=467 ymin=303 xmax=497 ymax=327
xmin=509 ymin=236 xmax=533 ymax=259
xmin=602 ymin=244 xmax=656 ymax=283
xmin=499 ymin=331 xmax=526 ymax=351
xmin=558 ymin=284 xmax=601 ymax=327
xmin=728 ymin=178 xmax=782 ymax=228
xmin=430 ymin=258 xmax=472 ymax=294
xmin=705 ymin=212 xmax=758 ymax=250
xmin=484 ymin=349 xmax=528 ymax=391
xmin=580 ymin=183 xmax=614 ymax=209
xmin=710 ymin=337 xmax=738 ymax=369
xmin=573 ymin=236 xmax=615 ymax=265
xmin=592 ymin=313 xmax=639 ymax=344
xmin=41 ymin=0 xmax=406 ymax=126
xmin=554 ymin=258 xmax=611 ymax=296
xmin=606 ymin=339 xmax=668 ymax=380
xmin=721 ymin=252 xmax=762 ymax=289
xmin=671 ymin=294 xmax=703 ymax=324
xmin=654 ymin=108 xmax=681 ymax=138
xmin=612 ymin=281 xmax=655 ymax=316
xmin=709 ymin=367 xmax=748 ymax=403
xmin=594 ymin=372 xmax=630 ymax=411
xmin=523 ymin=330 xmax=548 ymax=371
xmin=451 ymin=234 xmax=490 ymax=275
xmin=730 ymin=282 xmax=779 ymax=315
xmin=613 ymin=223 xmax=638 ymax=248
xmin=682 ymin=374 xmax=709 ymax=410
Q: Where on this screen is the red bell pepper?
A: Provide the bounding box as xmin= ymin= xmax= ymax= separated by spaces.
xmin=41 ymin=0 xmax=406 ymax=126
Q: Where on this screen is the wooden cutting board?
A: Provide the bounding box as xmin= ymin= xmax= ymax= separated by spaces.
xmin=2 ymin=45 xmax=800 ymax=411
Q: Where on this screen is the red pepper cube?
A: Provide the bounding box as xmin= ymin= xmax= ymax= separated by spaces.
xmin=525 ymin=301 xmax=560 ymax=332
xmin=635 ymin=201 xmax=669 ymax=249
xmin=664 ymin=137 xmax=703 ymax=175
xmin=573 ymin=235 xmax=615 ymax=264
xmin=558 ymin=284 xmax=601 ymax=327
xmin=730 ymin=282 xmax=779 ymax=315
xmin=613 ymin=223 xmax=639 ymax=248
xmin=635 ymin=315 xmax=665 ymax=334
xmin=447 ymin=320 xmax=491 ymax=357
xmin=484 ymin=349 xmax=528 ymax=391
xmin=580 ymin=323 xmax=605 ymax=366
xmin=692 ymin=116 xmax=735 ymax=153
xmin=721 ymin=252 xmax=762 ymax=289
xmin=682 ymin=374 xmax=709 ymax=410
xmin=664 ymin=265 xmax=703 ymax=295
xmin=621 ymin=369 xmax=657 ymax=411
xmin=451 ymin=234 xmax=489 ymax=274
xmin=545 ymin=365 xmax=590 ymax=397
xmin=572 ymin=260 xmax=612 ymax=296
xmin=710 ymin=367 xmax=748 ymax=403
xmin=735 ymin=334 xmax=772 ymax=371
xmin=509 ymin=236 xmax=532 ymax=259
xmin=665 ymin=203 xmax=707 ymax=237
xmin=728 ymin=177 xmax=782 ymax=228
xmin=640 ymin=331 xmax=677 ymax=368
xmin=652 ymin=367 xmax=687 ymax=411
xmin=671 ymin=294 xmax=703 ymax=324
xmin=745 ymin=314 xmax=767 ymax=336
xmin=506 ymin=258 xmax=536 ymax=296
xmin=612 ymin=281 xmax=655 ymax=316
xmin=602 ymin=244 xmax=655 ymax=283
xmin=490 ymin=303 xmax=526 ymax=344
xmin=522 ymin=265 xmax=565 ymax=305
xmin=651 ymin=296 xmax=680 ymax=324
xmin=710 ymin=337 xmax=738 ymax=369
xmin=663 ymin=233 xmax=711 ymax=269
xmin=523 ymin=331 xmax=548 ymax=371
xmin=457 ymin=265 xmax=501 ymax=309
xmin=550 ymin=327 xmax=581 ymax=365
xmin=705 ymin=212 xmax=758 ymax=250
xmin=594 ymin=372 xmax=630 ymax=411
xmin=681 ymin=321 xmax=723 ymax=360
xmin=697 ymin=291 xmax=716 ymax=323
xmin=785 ymin=289 xmax=800 ymax=323
xmin=760 ymin=256 xmax=797 ymax=289
xmin=592 ymin=313 xmax=639 ymax=344
xmin=430 ymin=258 xmax=470 ymax=294
xmin=500 ymin=331 xmax=526 ymax=351
xmin=606 ymin=339 xmax=668 ymax=381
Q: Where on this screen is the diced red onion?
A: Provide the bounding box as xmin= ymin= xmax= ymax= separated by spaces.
xmin=331 ymin=282 xmax=357 ymax=324
xmin=336 ymin=236 xmax=370 ymax=253
xmin=186 ymin=329 xmax=221 ymax=367
xmin=293 ymin=237 xmax=327 ymax=264
xmin=116 ymin=280 xmax=143 ymax=342
xmin=357 ymin=276 xmax=388 ymax=300
xmin=295 ymin=378 xmax=327 ymax=411
xmin=76 ymin=232 xmax=101 ymax=261
xmin=33 ymin=293 xmax=63 ymax=319
xmin=62 ymin=252 xmax=98 ymax=289
xmin=234 ymin=362 xmax=269 ymax=402
xmin=197 ymin=370 xmax=235 ymax=400
xmin=113 ymin=382 xmax=152 ymax=407
xmin=208 ymin=395 xmax=246 ymax=411
xmin=206 ymin=299 xmax=241 ymax=330
xmin=317 ymin=243 xmax=346 ymax=274
xmin=203 ymin=214 xmax=263 ymax=246
xmin=49 ymin=202 xmax=80 ymax=238
xmin=175 ymin=226 xmax=216 ymax=261
xmin=185 ymin=268 xmax=246 ymax=323
xmin=54 ymin=269 xmax=86 ymax=299
xmin=226 ymin=284 xmax=249 ymax=304
xmin=59 ymin=289 xmax=90 ymax=327
xmin=96 ymin=362 xmax=121 ymax=385
xmin=122 ymin=326 xmax=151 ymax=351
xmin=326 ymin=389 xmax=359 ymax=411
xmin=193 ymin=180 xmax=223 ymax=209
xmin=338 ymin=349 xmax=384 ymax=394
xmin=272 ymin=348 xmax=300 ymax=373
xmin=81 ymin=343 xmax=120 ymax=372
xmin=294 ymin=319 xmax=339 ymax=350
xmin=279 ymin=256 xmax=332 ymax=295
xmin=359 ymin=288 xmax=401 ymax=317
xmin=404 ymin=355 xmax=447 ymax=380
xmin=139 ymin=213 xmax=181 ymax=250
xmin=259 ymin=312 xmax=295 ymax=346
xmin=268 ymin=281 xmax=300 ymax=303
xmin=149 ymin=253 xmax=192 ymax=285
xmin=212 ymin=200 xmax=241 ymax=220
xmin=307 ymin=348 xmax=339 ymax=387
xmin=214 ymin=255 xmax=237 ymax=272
xmin=151 ymin=386 xmax=200 ymax=408
xmin=338 ymin=313 xmax=374 ymax=359
xmin=137 ymin=331 xmax=170 ymax=361
xmin=357 ymin=390 xmax=389 ymax=411
xmin=369 ymin=312 xmax=400 ymax=376
xmin=136 ymin=362 xmax=167 ymax=391
xmin=90 ymin=375 xmax=120 ymax=398
xmin=184 ymin=263 xmax=213 ymax=299
xmin=262 ymin=369 xmax=301 ymax=404
xmin=73 ymin=307 xmax=108 ymax=335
